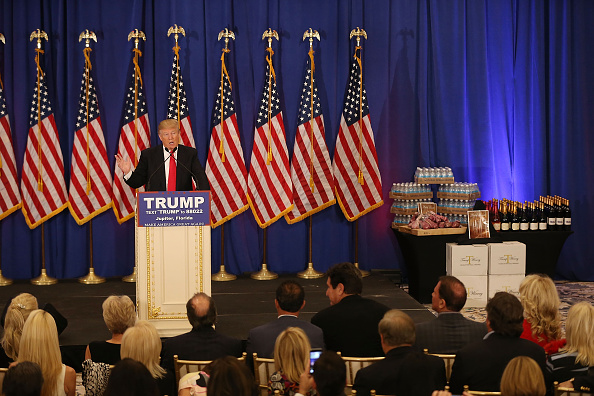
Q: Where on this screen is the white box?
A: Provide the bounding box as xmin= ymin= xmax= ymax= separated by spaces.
xmin=488 ymin=242 xmax=526 ymax=275
xmin=446 ymin=243 xmax=489 ymax=276
xmin=457 ymin=275 xmax=488 ymax=307
xmin=488 ymin=274 xmax=525 ymax=298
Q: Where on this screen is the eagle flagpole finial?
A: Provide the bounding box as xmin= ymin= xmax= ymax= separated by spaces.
xmin=167 ymin=24 xmax=186 ymax=44
xmin=217 ymin=28 xmax=235 ymax=50
xmin=29 ymin=29 xmax=48 ymax=49
xmin=262 ymin=28 xmax=279 ymax=48
xmin=78 ymin=30 xmax=97 ymax=48
xmin=127 ymin=29 xmax=146 ymax=49
xmin=0 ymin=33 xmax=4 ymax=45
xmin=349 ymin=27 xmax=367 ymax=47
xmin=302 ymin=28 xmax=320 ymax=49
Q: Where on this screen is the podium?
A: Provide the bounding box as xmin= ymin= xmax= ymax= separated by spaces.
xmin=135 ymin=191 xmax=211 ymax=337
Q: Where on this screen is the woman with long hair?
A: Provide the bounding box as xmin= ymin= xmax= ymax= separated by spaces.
xmin=268 ymin=327 xmax=314 ymax=396
xmin=500 ymin=356 xmax=546 ymax=396
xmin=17 ymin=310 xmax=76 ymax=396
xmin=0 ymin=293 xmax=38 ymax=364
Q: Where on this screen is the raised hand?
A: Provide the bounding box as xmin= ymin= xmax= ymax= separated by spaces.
xmin=115 ymin=154 xmax=131 ymax=174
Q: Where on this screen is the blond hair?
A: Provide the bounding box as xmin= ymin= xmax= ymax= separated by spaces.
xmin=500 ymin=356 xmax=546 ymax=396
xmin=1 ymin=293 xmax=38 ymax=360
xmin=273 ymin=327 xmax=311 ymax=383
xmin=158 ymin=119 xmax=179 ymax=133
xmin=17 ymin=310 xmax=63 ymax=396
xmin=563 ymin=302 xmax=594 ymax=366
xmin=102 ymin=295 xmax=136 ymax=335
xmin=121 ymin=320 xmax=166 ymax=379
xmin=519 ymin=274 xmax=561 ymax=341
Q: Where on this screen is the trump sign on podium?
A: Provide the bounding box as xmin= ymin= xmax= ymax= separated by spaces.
xmin=137 ymin=191 xmax=211 ymax=227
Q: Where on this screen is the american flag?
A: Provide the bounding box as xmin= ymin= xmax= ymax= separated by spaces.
xmin=247 ymin=62 xmax=293 ymax=228
xmin=21 ymin=74 xmax=68 ymax=229
xmin=166 ymin=53 xmax=195 ymax=148
xmin=285 ymin=55 xmax=335 ymax=224
xmin=112 ymin=64 xmax=151 ymax=223
xmin=67 ymin=64 xmax=113 ymax=225
xmin=205 ymin=56 xmax=248 ymax=228
xmin=332 ymin=52 xmax=383 ymax=221
xmin=0 ymin=83 xmax=22 ymax=220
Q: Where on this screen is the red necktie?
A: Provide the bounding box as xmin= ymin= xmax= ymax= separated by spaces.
xmin=167 ymin=150 xmax=176 ymax=191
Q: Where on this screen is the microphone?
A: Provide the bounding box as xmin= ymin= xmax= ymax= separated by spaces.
xmin=147 ymin=147 xmax=177 ymax=191
xmin=173 ymin=153 xmax=201 ymax=190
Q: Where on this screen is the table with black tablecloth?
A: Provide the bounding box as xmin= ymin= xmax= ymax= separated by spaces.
xmin=393 ymin=229 xmax=573 ymax=303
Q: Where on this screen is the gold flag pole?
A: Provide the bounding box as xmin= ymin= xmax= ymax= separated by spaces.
xmin=0 ymin=34 xmax=12 ymax=286
xmin=298 ymin=29 xmax=323 ymax=280
xmin=123 ymin=29 xmax=146 ymax=284
xmin=349 ymin=27 xmax=369 ymax=278
xmin=29 ymin=29 xmax=56 ymax=286
xmin=251 ymin=29 xmax=281 ymax=281
xmin=77 ymin=30 xmax=104 ymax=285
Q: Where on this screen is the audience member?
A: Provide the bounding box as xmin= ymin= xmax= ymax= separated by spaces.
xmin=568 ymin=367 xmax=594 ymax=392
xmin=17 ymin=309 xmax=76 ymax=396
xmin=547 ymin=302 xmax=594 ymax=383
xmin=415 ymin=276 xmax=487 ymax=354
xmin=103 ymin=358 xmax=160 ymax=396
xmin=206 ymin=356 xmax=256 ymax=396
xmin=449 ymin=292 xmax=547 ymax=394
xmin=121 ymin=320 xmax=167 ymax=395
xmin=519 ymin=274 xmax=565 ymax=354
xmin=0 ymin=293 xmax=38 ymax=367
xmin=297 ymin=351 xmax=346 ymax=396
xmin=353 ymin=309 xmax=446 ymax=396
xmin=500 ymin=356 xmax=546 ymax=396
xmin=178 ymin=370 xmax=209 ymax=396
xmin=85 ymin=295 xmax=136 ymax=365
xmin=247 ymin=280 xmax=324 ymax=360
xmin=2 ymin=361 xmax=44 ymax=396
xmin=311 ymin=262 xmax=389 ymax=357
xmin=268 ymin=327 xmax=314 ymax=396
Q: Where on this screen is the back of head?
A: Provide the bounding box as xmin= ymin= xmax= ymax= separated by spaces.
xmin=486 ymin=292 xmax=524 ymax=337
xmin=1 ymin=293 xmax=38 ymax=360
xmin=206 ymin=356 xmax=255 ymax=396
xmin=276 ymin=280 xmax=305 ymax=313
xmin=326 ymin=262 xmax=362 ymax=295
xmin=121 ymin=320 xmax=166 ymax=379
xmin=565 ymin=301 xmax=594 ymax=366
xmin=3 ymin=361 xmax=44 ymax=396
xmin=312 ymin=351 xmax=346 ymax=396
xmin=103 ymin=358 xmax=159 ymax=396
xmin=273 ymin=327 xmax=311 ymax=383
xmin=500 ymin=356 xmax=546 ymax=396
xmin=186 ymin=293 xmax=216 ymax=328
xmin=438 ymin=276 xmax=467 ymax=312
xmin=519 ymin=274 xmax=561 ymax=341
xmin=18 ymin=310 xmax=62 ymax=396
xmin=102 ymin=295 xmax=136 ymax=335
xmin=378 ymin=309 xmax=416 ymax=347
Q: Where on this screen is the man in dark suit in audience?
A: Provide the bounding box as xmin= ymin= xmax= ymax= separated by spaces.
xmin=352 ymin=309 xmax=446 ymax=396
xmin=449 ymin=291 xmax=547 ymax=394
xmin=311 ymin=262 xmax=390 ymax=357
xmin=415 ymin=275 xmax=487 ymax=354
xmin=246 ymin=280 xmax=324 ymax=360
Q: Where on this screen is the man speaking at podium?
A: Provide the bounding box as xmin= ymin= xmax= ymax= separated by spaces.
xmin=115 ymin=119 xmax=210 ymax=191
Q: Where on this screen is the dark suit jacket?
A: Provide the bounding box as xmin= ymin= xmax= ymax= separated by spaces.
xmin=414 ymin=312 xmax=487 ymax=354
xmin=246 ymin=315 xmax=325 ymax=359
xmin=125 ymin=144 xmax=210 ymax=191
xmin=449 ymin=332 xmax=547 ymax=394
xmin=311 ymin=295 xmax=390 ymax=357
xmin=353 ymin=346 xmax=446 ymax=396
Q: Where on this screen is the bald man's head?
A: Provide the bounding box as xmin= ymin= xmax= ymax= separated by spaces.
xmin=437 ymin=276 xmax=467 ymax=312
xmin=186 ymin=293 xmax=217 ymax=328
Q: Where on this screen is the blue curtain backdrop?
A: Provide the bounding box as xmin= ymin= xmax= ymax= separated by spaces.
xmin=0 ymin=0 xmax=592 ymax=281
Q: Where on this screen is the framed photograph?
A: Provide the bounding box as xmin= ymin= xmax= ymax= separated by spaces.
xmin=418 ymin=202 xmax=437 ymax=214
xmin=468 ymin=210 xmax=490 ymax=239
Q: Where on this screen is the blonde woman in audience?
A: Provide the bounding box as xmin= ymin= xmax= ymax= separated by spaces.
xmin=500 ymin=356 xmax=546 ymax=396
xmin=547 ymin=301 xmax=594 ymax=383
xmin=519 ymin=274 xmax=565 ymax=354
xmin=17 ymin=309 xmax=76 ymax=396
xmin=85 ymin=295 xmax=136 ymax=365
xmin=268 ymin=327 xmax=315 ymax=396
xmin=0 ymin=293 xmax=38 ymax=365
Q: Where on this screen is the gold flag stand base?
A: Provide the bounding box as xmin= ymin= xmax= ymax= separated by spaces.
xmin=212 ymin=265 xmax=237 ymax=282
xmin=79 ymin=268 xmax=106 ymax=285
xmin=251 ymin=263 xmax=278 ymax=280
xmin=31 ymin=269 xmax=58 ymax=285
xmin=0 ymin=270 xmax=13 ymax=286
xmin=297 ymin=262 xmax=324 ymax=279
xmin=354 ymin=262 xmax=369 ymax=278
xmin=122 ymin=266 xmax=137 ymax=283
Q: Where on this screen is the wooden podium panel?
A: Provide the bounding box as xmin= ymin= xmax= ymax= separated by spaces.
xmin=136 ymin=224 xmax=211 ymax=337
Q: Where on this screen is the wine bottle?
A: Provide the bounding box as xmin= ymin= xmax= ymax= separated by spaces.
xmin=511 ymin=204 xmax=520 ymax=231
xmin=538 ymin=202 xmax=547 ymax=231
xmin=492 ymin=200 xmax=501 ymax=232
xmin=520 ymin=203 xmax=529 ymax=231
xmin=564 ymin=198 xmax=571 ymax=231
xmin=500 ymin=202 xmax=510 ymax=232
xmin=529 ymin=202 xmax=538 ymax=231
xmin=546 ymin=198 xmax=556 ymax=231
xmin=554 ymin=197 xmax=564 ymax=229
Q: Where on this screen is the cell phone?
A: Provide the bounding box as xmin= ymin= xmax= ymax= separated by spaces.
xmin=309 ymin=349 xmax=322 ymax=373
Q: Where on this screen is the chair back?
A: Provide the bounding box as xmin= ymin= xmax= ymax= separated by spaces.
xmin=340 ymin=355 xmax=384 ymax=390
xmin=555 ymin=381 xmax=594 ymax=396
xmin=370 ymin=390 xmax=394 ymax=396
xmin=424 ymin=350 xmax=456 ymax=383
xmin=463 ymin=385 xmax=502 ymax=396
xmin=253 ymin=353 xmax=276 ymax=396
xmin=174 ymin=352 xmax=247 ymax=390
xmin=0 ymin=367 xmax=7 ymax=395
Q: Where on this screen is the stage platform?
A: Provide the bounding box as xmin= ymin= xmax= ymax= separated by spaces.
xmin=0 ymin=272 xmax=434 ymax=370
